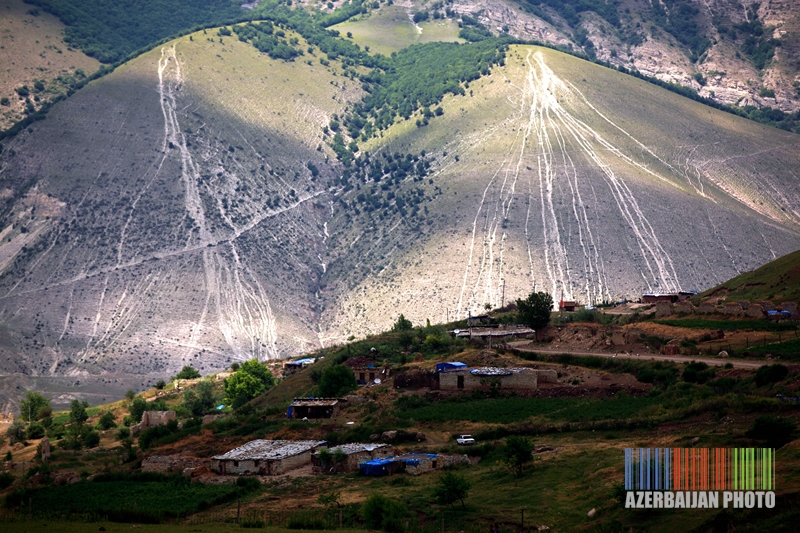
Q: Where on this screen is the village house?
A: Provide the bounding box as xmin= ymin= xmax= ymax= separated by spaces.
xmin=312 ymin=442 xmax=394 ymax=473
xmin=288 ymin=397 xmax=345 ymax=419
xmin=211 ymin=439 xmax=326 ymax=475
xmin=283 ymin=357 xmax=315 ymax=377
xmin=439 ymin=366 xmax=540 ymax=391
xmin=359 ymin=452 xmax=470 ymax=476
xmin=131 ymin=410 xmax=176 ymax=436
xmin=559 ymin=300 xmax=578 ymax=312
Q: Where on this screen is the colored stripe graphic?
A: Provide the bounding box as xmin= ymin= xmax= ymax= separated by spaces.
xmin=624 ymin=448 xmax=775 ymax=491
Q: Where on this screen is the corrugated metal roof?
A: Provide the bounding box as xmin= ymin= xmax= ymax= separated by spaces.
xmin=212 ymin=440 xmax=325 ymax=461
xmin=469 ymin=367 xmax=528 ymax=376
xmin=291 ymin=398 xmax=341 ymax=407
xmin=285 ymin=358 xmax=315 ymax=366
xmin=315 ymin=443 xmax=389 ymax=456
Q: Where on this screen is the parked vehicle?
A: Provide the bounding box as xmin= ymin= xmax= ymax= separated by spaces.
xmin=456 ymin=434 xmax=476 ymax=445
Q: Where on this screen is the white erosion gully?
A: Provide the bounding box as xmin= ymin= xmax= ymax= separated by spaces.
xmin=154 ymin=44 xmax=278 ymax=361
xmin=457 ymin=50 xmax=680 ymax=317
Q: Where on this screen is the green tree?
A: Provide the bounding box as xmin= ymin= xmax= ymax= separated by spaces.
xmin=183 ymin=380 xmax=216 ymax=416
xmin=125 ymin=389 xmax=136 ymax=401
xmin=129 ymin=397 xmax=147 ymax=423
xmin=239 ymin=359 xmax=276 ymax=388
xmin=174 ymin=365 xmax=201 ymax=380
xmin=224 ymin=371 xmax=266 ymax=408
xmin=3 ymin=424 xmax=25 ymax=445
xmin=317 ymin=365 xmax=357 ymax=397
xmin=392 ymin=314 xmax=413 ymax=331
xmin=433 ymin=471 xmax=471 ymax=508
xmin=504 ymin=435 xmax=533 ymax=477
xmin=96 ymin=411 xmax=117 ymax=430
xmin=19 ymin=391 xmax=50 ymax=422
xmin=69 ymin=399 xmax=89 ymax=426
xmin=516 ymin=291 xmax=553 ymax=333
xmin=83 ymin=430 xmax=101 ymax=448
xmin=361 ymin=493 xmax=408 ymax=532
xmin=155 ymin=380 xmax=166 ymax=390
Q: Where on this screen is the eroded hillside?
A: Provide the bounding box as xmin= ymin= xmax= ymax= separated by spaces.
xmin=0 ymin=29 xmax=799 ymax=410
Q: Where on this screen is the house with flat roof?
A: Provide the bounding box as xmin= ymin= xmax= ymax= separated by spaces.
xmin=211 ymin=439 xmax=326 ymax=475
xmin=312 ymin=442 xmax=393 ymax=473
xmin=288 ymin=398 xmax=345 ymax=419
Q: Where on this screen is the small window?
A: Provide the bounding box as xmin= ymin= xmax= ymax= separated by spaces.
xmin=254 ymin=460 xmax=260 ymax=467
xmin=233 ymin=460 xmax=239 ymax=467
xmin=457 ymin=375 xmax=464 ymax=389
xmin=432 ymin=461 xmax=437 ymax=469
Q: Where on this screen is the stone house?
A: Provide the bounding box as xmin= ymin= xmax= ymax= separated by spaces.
xmin=211 ymin=440 xmax=326 ymax=475
xmin=132 ymin=410 xmax=176 ymax=436
xmin=312 ymin=443 xmax=394 ymax=473
xmin=439 ymin=367 xmax=538 ymax=391
xmin=288 ymin=398 xmax=344 ymax=419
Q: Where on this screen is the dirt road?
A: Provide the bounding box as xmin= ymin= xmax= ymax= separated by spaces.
xmin=507 ymin=341 xmax=766 ymax=369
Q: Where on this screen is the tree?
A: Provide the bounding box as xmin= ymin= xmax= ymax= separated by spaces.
xmin=125 ymin=389 xmax=136 ymax=401
xmin=317 ymin=365 xmax=357 ymax=397
xmin=361 ymin=494 xmax=408 ymax=532
xmin=69 ymin=399 xmax=89 ymax=426
xmin=516 ymin=291 xmax=553 ymax=333
xmin=223 ymin=359 xmax=275 ymax=408
xmin=19 ymin=391 xmax=50 ymax=422
xmin=6 ymin=421 xmax=26 ymax=444
xmin=391 ymin=314 xmax=413 ymax=331
xmin=433 ymin=471 xmax=471 ymax=508
xmin=174 ymin=365 xmax=201 ymax=380
xmin=504 ymin=435 xmax=533 ymax=477
xmin=239 ymin=359 xmax=276 ymax=389
xmin=155 ymin=380 xmax=166 ymax=390
xmin=129 ymin=397 xmax=147 ymax=423
xmin=97 ymin=411 xmax=117 ymax=430
xmin=183 ymin=380 xmax=216 ymax=416
xmin=224 ymin=371 xmax=266 ymax=408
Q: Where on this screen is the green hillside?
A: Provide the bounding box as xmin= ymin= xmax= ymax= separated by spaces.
xmin=701 ymin=249 xmax=800 ymax=303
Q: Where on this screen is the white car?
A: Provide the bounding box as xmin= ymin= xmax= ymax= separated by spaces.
xmin=456 ymin=434 xmax=476 ymax=445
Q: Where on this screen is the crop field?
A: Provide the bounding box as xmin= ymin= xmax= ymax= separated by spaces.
xmin=8 ymin=477 xmax=244 ymax=519
xmin=396 ymin=395 xmax=661 ymax=424
xmin=331 ymin=6 xmax=462 ymax=56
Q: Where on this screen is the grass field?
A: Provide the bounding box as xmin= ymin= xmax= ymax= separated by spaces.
xmin=699 ymin=250 xmax=800 ymax=304
xmin=331 ymin=6 xmax=462 ymax=56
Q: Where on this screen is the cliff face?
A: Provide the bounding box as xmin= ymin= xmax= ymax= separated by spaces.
xmin=450 ymin=0 xmax=800 ymax=113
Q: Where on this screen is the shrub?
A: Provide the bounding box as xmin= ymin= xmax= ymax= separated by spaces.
xmin=155 ymin=380 xmax=166 ymax=390
xmin=97 ymin=411 xmax=117 ymax=430
xmin=504 ymin=435 xmax=533 ymax=477
xmin=361 ymin=494 xmax=408 ymax=532
xmin=754 ymin=364 xmax=789 ymax=387
xmin=682 ymin=361 xmax=714 ymax=384
xmin=391 ymin=314 xmax=413 ymax=331
xmin=317 ymin=365 xmax=357 ymax=397
xmin=27 ymin=422 xmax=45 ymax=439
xmin=433 ymin=471 xmax=471 ymax=508
xmin=117 ymin=427 xmax=130 ymax=440
xmin=0 ymin=472 xmax=14 ymax=489
xmin=83 ymin=431 xmax=101 ymax=448
xmin=130 ymin=398 xmax=147 ymax=422
xmin=174 ymin=366 xmax=201 ymax=380
xmin=746 ymin=416 xmax=796 ymax=448
xmin=5 ymin=421 xmax=26 ymax=444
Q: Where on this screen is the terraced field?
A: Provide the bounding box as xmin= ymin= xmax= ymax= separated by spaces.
xmin=0 ymin=33 xmax=799 ymax=408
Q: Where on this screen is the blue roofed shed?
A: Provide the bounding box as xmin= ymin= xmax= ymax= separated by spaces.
xmin=436 ymin=362 xmax=467 ymax=373
xmin=359 ymin=457 xmax=402 ymax=476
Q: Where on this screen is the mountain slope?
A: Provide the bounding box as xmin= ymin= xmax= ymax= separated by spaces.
xmin=0 ymin=29 xmax=798 ymax=409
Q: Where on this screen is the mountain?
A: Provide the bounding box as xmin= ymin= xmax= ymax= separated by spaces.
xmin=0 ymin=16 xmax=799 ymax=410
xmin=444 ymin=0 xmax=800 ymax=114
xmin=700 ymin=249 xmax=800 ymax=303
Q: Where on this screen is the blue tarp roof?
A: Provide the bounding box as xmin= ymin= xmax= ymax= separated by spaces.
xmin=436 ymin=362 xmax=467 ymax=372
xmin=359 ymin=457 xmax=399 ymax=476
xmin=286 ymin=358 xmax=315 ymax=365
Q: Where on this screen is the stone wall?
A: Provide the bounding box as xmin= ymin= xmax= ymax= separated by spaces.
xmin=142 ymin=455 xmax=206 ymax=473
xmin=211 ymin=450 xmax=314 ymax=476
xmin=132 ymin=410 xmax=176 ymax=436
xmin=439 ymin=369 xmax=537 ymax=391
